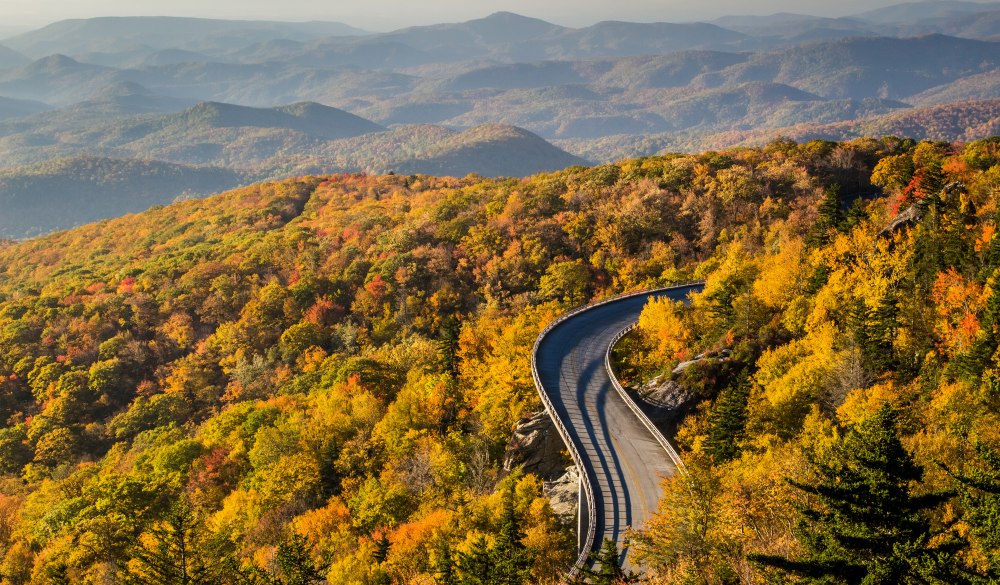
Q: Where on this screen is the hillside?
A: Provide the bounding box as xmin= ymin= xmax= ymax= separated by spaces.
xmin=0 ymin=44 xmax=28 ymax=69
xmin=618 ymin=139 xmax=1000 ymax=583
xmin=0 ymin=107 xmax=588 ymax=238
xmin=554 ymin=97 xmax=1000 ymax=160
xmin=2 ymin=17 xmax=368 ymax=59
xmin=0 ymin=95 xmax=49 ymax=120
xmin=0 ymin=11 xmax=996 ymax=243
xmin=0 ymin=19 xmax=994 ymax=159
xmin=165 ymin=100 xmax=386 ymax=140
xmin=0 ymin=138 xmax=995 ymax=583
xmin=698 ymin=98 xmax=1000 ymax=150
xmin=0 ymin=157 xmax=246 ymax=239
xmin=338 ymin=12 xmax=750 ymax=64
xmin=311 ymin=124 xmax=590 ymax=177
xmin=0 ymin=99 xmax=582 ymax=171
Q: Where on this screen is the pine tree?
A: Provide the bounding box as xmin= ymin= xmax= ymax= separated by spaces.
xmin=808 ymin=185 xmax=843 ymax=248
xmin=372 ymin=532 xmax=391 ymax=565
xmin=490 ymin=483 xmax=534 ymax=585
xmin=275 ymin=534 xmax=328 ymax=585
xmin=576 ymin=539 xmax=640 ymax=585
xmin=433 ymin=537 xmax=458 ymax=585
xmin=706 ymin=379 xmax=750 ymax=463
xmin=915 ymin=161 xmax=946 ymax=200
xmin=455 ymin=484 xmax=533 ymax=585
xmin=124 ymin=500 xmax=213 ymax=585
xmin=847 ymin=296 xmax=898 ymax=375
xmin=456 ymin=536 xmax=493 ymax=585
xmin=841 ymin=196 xmax=867 ymax=232
xmin=749 ymin=403 xmax=966 ymax=584
xmin=949 ymin=443 xmax=1000 ymax=578
xmin=438 ymin=315 xmax=461 ymax=376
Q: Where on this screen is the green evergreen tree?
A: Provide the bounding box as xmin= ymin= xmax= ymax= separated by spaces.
xmin=490 ymin=483 xmax=534 ymax=585
xmin=433 ymin=537 xmax=458 ymax=585
xmin=372 ymin=532 xmax=391 ymax=565
xmin=275 ymin=534 xmax=328 ymax=585
xmin=454 ymin=483 xmax=533 ymax=585
xmin=808 ymin=185 xmax=843 ymax=248
xmin=123 ymin=500 xmax=214 ymax=585
xmin=576 ymin=539 xmax=640 ymax=585
xmin=456 ymin=536 xmax=493 ymax=585
xmin=948 ymin=442 xmax=1000 ymax=578
xmin=706 ymin=379 xmax=750 ymax=463
xmin=847 ymin=296 xmax=899 ymax=375
xmin=841 ymin=196 xmax=867 ymax=232
xmin=438 ymin=315 xmax=461 ymax=376
xmin=915 ymin=161 xmax=946 ymax=200
xmin=749 ymin=403 xmax=966 ymax=584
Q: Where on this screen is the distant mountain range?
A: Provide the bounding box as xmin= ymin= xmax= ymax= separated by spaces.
xmin=552 ymin=98 xmax=1000 ymax=160
xmin=0 ymin=4 xmax=997 ymax=238
xmin=0 ymin=99 xmax=587 ymax=238
xmin=0 ymin=98 xmax=584 ymax=172
xmin=2 ymin=17 xmax=368 ymax=60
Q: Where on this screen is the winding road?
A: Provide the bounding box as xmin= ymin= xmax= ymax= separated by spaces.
xmin=531 ymin=283 xmax=704 ymax=574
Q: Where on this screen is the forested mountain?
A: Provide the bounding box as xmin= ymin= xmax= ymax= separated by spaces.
xmin=0 ymin=136 xmax=996 ymax=583
xmin=619 ymin=137 xmax=1000 ymax=584
xmin=0 ymin=116 xmax=587 ymax=239
xmin=0 ymin=157 xmax=248 ymax=239
xmin=855 ymin=0 xmax=998 ymax=23
xmin=0 ymin=98 xmax=585 ymax=173
xmin=2 ymin=17 xmax=369 ymax=60
xmin=554 ymin=98 xmax=1000 ymax=161
xmin=0 ymin=7 xmax=997 ymax=234
xmin=0 ymin=96 xmax=48 ymax=120
xmin=0 ymin=44 xmax=28 ymax=69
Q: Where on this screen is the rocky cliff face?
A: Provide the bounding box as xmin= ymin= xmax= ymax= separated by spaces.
xmin=543 ymin=466 xmax=579 ymax=526
xmin=503 ymin=411 xmax=578 ymax=525
xmin=502 ymin=411 xmax=570 ymax=481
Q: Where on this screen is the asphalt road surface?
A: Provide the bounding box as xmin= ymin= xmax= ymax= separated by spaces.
xmin=533 ymin=284 xmax=704 ymax=570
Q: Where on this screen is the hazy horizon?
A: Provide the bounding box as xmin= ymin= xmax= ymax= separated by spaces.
xmin=1 ymin=0 xmax=997 ymax=32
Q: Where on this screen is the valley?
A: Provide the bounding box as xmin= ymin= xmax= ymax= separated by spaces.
xmin=0 ymin=5 xmax=996 ymax=237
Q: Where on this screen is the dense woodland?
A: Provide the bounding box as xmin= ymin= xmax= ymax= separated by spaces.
xmin=621 ymin=136 xmax=1000 ymax=583
xmin=0 ymin=136 xmax=996 ymax=583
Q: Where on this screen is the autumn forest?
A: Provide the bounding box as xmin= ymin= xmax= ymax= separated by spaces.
xmin=0 ymin=135 xmax=998 ymax=584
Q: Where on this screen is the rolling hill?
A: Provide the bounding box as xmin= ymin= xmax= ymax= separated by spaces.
xmin=0 ymin=8 xmax=996 ymax=239
xmin=0 ymin=157 xmax=247 ymax=239
xmin=2 ymin=17 xmax=368 ymax=59
xmin=0 ymin=102 xmax=588 ymax=238
xmin=0 ymin=44 xmax=29 ymax=69
xmin=559 ymin=98 xmax=1000 ymax=159
xmin=0 ymin=96 xmax=49 ymax=120
xmin=742 ymin=98 xmax=1000 ymax=144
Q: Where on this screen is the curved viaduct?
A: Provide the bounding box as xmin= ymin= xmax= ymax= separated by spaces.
xmin=531 ymin=283 xmax=704 ymax=574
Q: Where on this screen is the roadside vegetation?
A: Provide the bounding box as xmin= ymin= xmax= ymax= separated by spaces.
xmin=626 ymin=137 xmax=1000 ymax=583
xmin=0 ymin=135 xmax=995 ymax=583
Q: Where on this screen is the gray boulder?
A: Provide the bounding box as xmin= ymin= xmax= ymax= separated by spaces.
xmin=502 ymin=411 xmax=569 ymax=481
xmin=543 ymin=466 xmax=579 ymax=526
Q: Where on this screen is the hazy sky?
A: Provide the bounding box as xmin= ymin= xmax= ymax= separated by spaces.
xmin=0 ymin=0 xmax=995 ymax=30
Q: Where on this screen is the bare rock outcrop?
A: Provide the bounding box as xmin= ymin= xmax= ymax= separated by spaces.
xmin=640 ymin=376 xmax=696 ymax=410
xmin=502 ymin=411 xmax=569 ymax=482
xmin=879 ymin=182 xmax=967 ymax=238
xmin=543 ymin=466 xmax=579 ymax=526
xmin=670 ymin=348 xmax=730 ymax=377
xmin=504 ymin=411 xmax=578 ymax=525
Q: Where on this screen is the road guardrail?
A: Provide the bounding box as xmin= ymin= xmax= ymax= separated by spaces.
xmin=529 ymin=280 xmax=704 ymax=577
